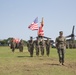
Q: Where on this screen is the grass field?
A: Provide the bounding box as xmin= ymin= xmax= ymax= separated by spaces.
xmin=0 ymin=46 xmax=76 ymax=75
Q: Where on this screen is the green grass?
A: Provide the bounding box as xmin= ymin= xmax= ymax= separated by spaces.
xmin=0 ymin=46 xmax=76 ymax=75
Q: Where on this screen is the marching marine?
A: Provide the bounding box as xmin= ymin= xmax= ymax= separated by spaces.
xmin=39 ymin=37 xmax=45 ymax=56
xmin=45 ymin=38 xmax=51 ymax=56
xmin=10 ymin=38 xmax=16 ymax=52
xmin=19 ymin=39 xmax=24 ymax=52
xmin=55 ymin=31 xmax=66 ymax=65
xmin=35 ymin=37 xmax=40 ymax=56
xmin=27 ymin=37 xmax=34 ymax=57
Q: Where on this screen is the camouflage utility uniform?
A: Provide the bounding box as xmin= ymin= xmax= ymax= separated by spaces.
xmin=45 ymin=38 xmax=51 ymax=56
xmin=39 ymin=39 xmax=45 ymax=56
xmin=35 ymin=38 xmax=40 ymax=56
xmin=10 ymin=39 xmax=16 ymax=52
xmin=55 ymin=31 xmax=66 ymax=65
xmin=19 ymin=40 xmax=24 ymax=52
xmin=28 ymin=37 xmax=34 ymax=57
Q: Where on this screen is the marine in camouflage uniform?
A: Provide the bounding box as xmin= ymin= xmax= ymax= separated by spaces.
xmin=19 ymin=39 xmax=24 ymax=52
xmin=55 ymin=31 xmax=66 ymax=65
xmin=10 ymin=38 xmax=16 ymax=52
xmin=27 ymin=40 xmax=30 ymax=52
xmin=45 ymin=38 xmax=51 ymax=56
xmin=39 ymin=37 xmax=45 ymax=56
xmin=35 ymin=37 xmax=40 ymax=56
xmin=28 ymin=37 xmax=34 ymax=57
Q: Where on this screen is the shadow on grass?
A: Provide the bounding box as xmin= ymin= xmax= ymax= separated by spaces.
xmin=17 ymin=55 xmax=40 ymax=58
xmin=50 ymin=63 xmax=60 ymax=66
xmin=17 ymin=56 xmax=31 ymax=58
xmin=44 ymin=63 xmax=60 ymax=66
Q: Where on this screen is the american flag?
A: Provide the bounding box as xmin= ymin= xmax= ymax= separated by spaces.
xmin=28 ymin=17 xmax=38 ymax=30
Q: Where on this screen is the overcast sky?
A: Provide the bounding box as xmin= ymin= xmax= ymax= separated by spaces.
xmin=0 ymin=0 xmax=76 ymax=41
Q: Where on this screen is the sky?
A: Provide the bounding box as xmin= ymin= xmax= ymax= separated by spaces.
xmin=0 ymin=0 xmax=76 ymax=41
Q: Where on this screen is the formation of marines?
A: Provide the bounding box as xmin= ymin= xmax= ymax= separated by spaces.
xmin=27 ymin=36 xmax=51 ymax=57
xmin=27 ymin=31 xmax=66 ymax=65
xmin=9 ymin=30 xmax=66 ymax=65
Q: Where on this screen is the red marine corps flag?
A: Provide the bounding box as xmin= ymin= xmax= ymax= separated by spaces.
xmin=28 ymin=17 xmax=38 ymax=31
xmin=38 ymin=17 xmax=44 ymax=37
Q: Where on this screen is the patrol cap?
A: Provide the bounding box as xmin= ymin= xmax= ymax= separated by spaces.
xmin=59 ymin=31 xmax=63 ymax=34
